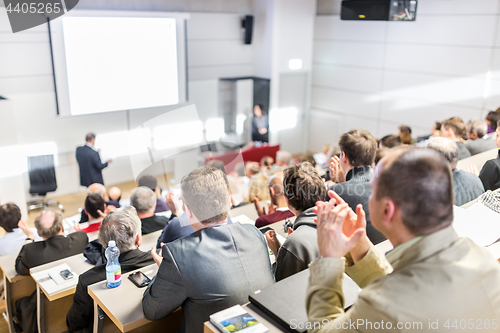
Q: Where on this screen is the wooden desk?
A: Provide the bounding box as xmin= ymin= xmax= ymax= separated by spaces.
xmin=30 ymin=254 xmax=93 ymax=333
xmin=88 ymin=264 xmax=182 ymax=333
xmin=0 ymin=253 xmax=35 ymax=333
xmin=139 ymin=230 xmax=162 ymax=252
xmin=204 ymin=302 xmax=288 ymax=333
xmin=229 ymin=203 xmax=260 ymax=222
xmin=456 ymin=148 xmax=498 ymax=173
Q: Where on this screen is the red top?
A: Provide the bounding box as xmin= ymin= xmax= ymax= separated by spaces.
xmin=81 ymin=221 xmax=102 ymax=234
xmin=255 ymin=209 xmax=295 ymax=228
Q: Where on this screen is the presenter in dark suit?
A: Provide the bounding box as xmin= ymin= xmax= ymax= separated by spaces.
xmin=251 ymin=104 xmax=269 ymax=143
xmin=76 ymin=133 xmax=111 ymax=187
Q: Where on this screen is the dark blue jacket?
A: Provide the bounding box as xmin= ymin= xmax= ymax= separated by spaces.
xmin=76 ymin=145 xmax=108 ymax=187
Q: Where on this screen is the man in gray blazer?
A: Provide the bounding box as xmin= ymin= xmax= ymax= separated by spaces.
xmin=465 ymin=119 xmax=497 ymax=155
xmin=142 ymin=166 xmax=274 ymax=333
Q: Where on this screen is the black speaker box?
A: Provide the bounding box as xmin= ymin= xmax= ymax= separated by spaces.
xmin=242 ymin=15 xmax=254 ymax=44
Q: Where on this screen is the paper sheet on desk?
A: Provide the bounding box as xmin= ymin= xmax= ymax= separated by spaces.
xmin=231 ymin=214 xmax=255 ymax=225
xmin=31 ymin=263 xmax=78 ymax=295
xmin=453 ymin=204 xmax=500 ymax=247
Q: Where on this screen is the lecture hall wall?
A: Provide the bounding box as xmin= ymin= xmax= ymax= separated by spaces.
xmin=0 ymin=0 xmax=260 ymax=211
xmin=308 ymin=0 xmax=500 ymax=153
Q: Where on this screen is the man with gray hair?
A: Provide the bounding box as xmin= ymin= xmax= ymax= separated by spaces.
xmin=143 ymin=166 xmax=274 ymax=333
xmin=130 ymin=186 xmax=170 ymax=235
xmin=67 ymin=207 xmax=154 ymax=333
xmin=465 ymin=119 xmax=497 ymax=155
xmin=427 ymin=137 xmax=484 ymax=206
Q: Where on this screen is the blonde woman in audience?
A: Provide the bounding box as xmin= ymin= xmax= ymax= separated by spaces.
xmin=248 ymin=172 xmax=270 ymax=203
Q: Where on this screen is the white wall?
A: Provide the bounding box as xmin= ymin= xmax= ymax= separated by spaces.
xmin=309 ymin=0 xmax=500 ymax=152
xmin=0 ymin=8 xmax=255 ymax=210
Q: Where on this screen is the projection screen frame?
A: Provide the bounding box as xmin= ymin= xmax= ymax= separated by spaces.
xmin=48 ymin=10 xmax=190 ymax=117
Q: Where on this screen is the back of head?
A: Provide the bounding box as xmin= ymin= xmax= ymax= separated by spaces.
xmin=85 ymin=193 xmax=105 ymax=219
xmin=374 ymin=148 xmax=389 ymax=165
xmin=86 ymin=132 xmax=96 ymax=143
xmin=339 ymin=129 xmax=377 ymax=167
xmin=137 ymin=175 xmax=157 ymax=191
xmin=88 ymin=183 xmax=107 ymax=198
xmin=468 ymin=119 xmax=487 ymax=138
xmin=245 ymin=162 xmax=260 ymax=177
xmin=0 ymin=203 xmax=22 ymax=233
xmin=248 ymin=173 xmax=270 ymax=202
xmin=98 ymin=206 xmax=141 ymax=253
xmin=442 ymin=117 xmax=466 ymax=137
xmin=206 ymin=159 xmax=226 ymax=173
xmin=130 ymin=186 xmax=156 ymax=214
xmin=426 ymin=137 xmax=459 ymax=169
xmin=398 ymin=125 xmax=412 ymax=134
xmin=181 ymin=166 xmax=230 ymax=224
xmin=380 ymin=135 xmax=402 ymax=148
xmin=108 ymin=186 xmax=122 ymax=201
xmin=276 ymin=150 xmax=292 ymax=166
xmin=486 ymin=111 xmax=500 ymax=131
xmin=283 ymin=162 xmax=326 ymax=212
xmin=34 ymin=208 xmax=63 ymax=239
xmin=375 ymin=147 xmax=453 ymax=236
xmin=269 ymin=172 xmax=284 ymax=197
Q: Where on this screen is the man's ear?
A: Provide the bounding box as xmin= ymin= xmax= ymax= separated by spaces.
xmin=135 ymin=233 xmax=142 ymax=248
xmin=382 ymin=199 xmax=396 ymax=228
xmin=270 ymin=186 xmax=275 ymax=197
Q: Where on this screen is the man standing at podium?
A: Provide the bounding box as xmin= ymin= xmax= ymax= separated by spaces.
xmin=76 ymin=133 xmax=111 ymax=187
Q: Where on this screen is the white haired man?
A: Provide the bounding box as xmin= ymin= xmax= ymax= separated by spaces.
xmin=66 ymin=207 xmax=154 ymax=332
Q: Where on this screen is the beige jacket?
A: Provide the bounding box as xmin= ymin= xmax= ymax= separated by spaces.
xmin=306 ymin=225 xmax=500 ymax=332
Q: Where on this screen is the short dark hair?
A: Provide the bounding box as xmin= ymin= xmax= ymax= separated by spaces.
xmin=486 ymin=111 xmax=500 ymax=131
xmin=375 ymin=147 xmax=453 ymax=236
xmin=435 ymin=122 xmax=442 ymax=131
xmin=380 ymin=135 xmax=402 ymax=148
xmin=338 ymin=129 xmax=377 ymax=167
xmin=283 ymin=162 xmax=326 ymax=212
xmin=442 ymin=117 xmax=466 ymax=137
xmin=398 ymin=125 xmax=412 ymax=134
xmin=86 ymin=133 xmax=96 ymax=142
xmin=85 ymin=193 xmax=105 ymax=219
xmin=137 ymin=175 xmax=157 ymax=191
xmin=374 ymin=148 xmax=389 ymax=165
xmin=0 ymin=203 xmax=22 ymax=233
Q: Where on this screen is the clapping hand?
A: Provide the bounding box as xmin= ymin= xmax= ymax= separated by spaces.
xmin=330 ymin=156 xmax=345 ymax=183
xmin=253 ymin=197 xmax=266 ymax=216
xmin=313 ymin=190 xmax=369 ymax=260
xmin=151 ymin=244 xmax=164 ymax=267
xmin=166 ymin=192 xmax=178 ymax=216
xmin=265 ymin=230 xmax=281 ymax=257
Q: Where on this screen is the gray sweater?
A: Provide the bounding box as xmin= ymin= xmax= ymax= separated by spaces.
xmin=453 ymin=169 xmax=484 ymax=206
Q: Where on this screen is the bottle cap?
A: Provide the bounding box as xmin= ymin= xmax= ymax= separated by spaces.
xmin=108 ymin=240 xmax=116 ymax=247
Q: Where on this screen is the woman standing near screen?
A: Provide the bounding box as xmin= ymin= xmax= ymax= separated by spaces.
xmin=251 ymin=104 xmax=269 ymax=143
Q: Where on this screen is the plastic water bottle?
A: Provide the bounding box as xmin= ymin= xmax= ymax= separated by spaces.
xmin=105 ymin=240 xmax=121 ymax=288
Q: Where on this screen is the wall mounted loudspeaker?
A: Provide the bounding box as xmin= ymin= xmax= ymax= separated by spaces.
xmin=241 ymin=15 xmax=254 ymax=44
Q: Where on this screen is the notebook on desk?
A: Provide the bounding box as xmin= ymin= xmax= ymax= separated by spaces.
xmin=249 ymin=269 xmax=360 ymax=333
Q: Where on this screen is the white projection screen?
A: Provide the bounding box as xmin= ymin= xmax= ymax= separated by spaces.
xmin=50 ymin=10 xmax=189 ymax=116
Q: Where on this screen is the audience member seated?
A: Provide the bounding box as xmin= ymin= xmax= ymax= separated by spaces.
xmin=397 ymin=125 xmax=414 ymax=145
xmin=66 ymin=207 xmax=155 ymax=333
xmin=260 ymin=155 xmax=274 ymax=173
xmin=379 ymin=134 xmax=401 ymax=148
xmin=253 ymin=172 xmax=294 ymax=228
xmin=306 ymin=147 xmax=500 ymax=332
xmin=130 ymin=186 xmax=171 ymax=235
xmin=76 ymin=193 xmax=105 ymax=233
xmin=313 ymin=144 xmax=330 ymax=167
xmin=465 ymin=119 xmax=497 ymax=155
xmin=142 ymin=166 xmax=274 ymax=333
xmin=486 ymin=110 xmax=500 ymax=135
xmin=137 ymin=175 xmax=169 ymax=213
xmin=79 ymin=183 xmax=118 ymax=223
xmin=416 ymin=121 xmax=441 ymax=142
xmin=275 ymin=150 xmax=292 ymax=167
xmin=0 ymin=203 xmax=41 ymax=256
xmin=441 ymin=116 xmax=471 ymax=160
xmin=427 ymin=137 xmax=484 ymax=206
xmin=265 ymin=162 xmax=325 ymax=281
xmin=479 ymin=121 xmax=500 ymax=191
xmin=248 ymin=171 xmax=270 ymax=203
xmin=328 ymin=129 xmax=386 ymax=244
xmin=374 ymin=147 xmax=389 ymax=165
xmin=14 ymin=209 xmax=88 ymax=333
xmin=107 ymin=186 xmax=122 ymax=207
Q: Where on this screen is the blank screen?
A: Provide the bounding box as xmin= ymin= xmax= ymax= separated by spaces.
xmin=61 ymin=16 xmax=179 ymax=115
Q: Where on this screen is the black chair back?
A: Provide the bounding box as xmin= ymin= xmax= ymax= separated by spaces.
xmin=28 ymin=155 xmax=57 ymax=195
